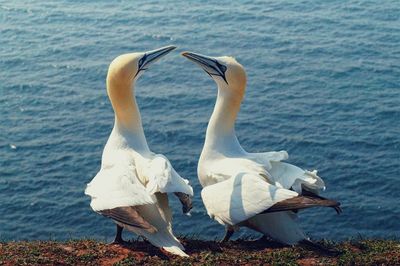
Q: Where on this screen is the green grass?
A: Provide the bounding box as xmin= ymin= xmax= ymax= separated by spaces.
xmin=0 ymin=238 xmax=399 ymax=265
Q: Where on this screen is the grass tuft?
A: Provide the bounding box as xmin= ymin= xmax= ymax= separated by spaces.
xmin=0 ymin=238 xmax=398 ymax=265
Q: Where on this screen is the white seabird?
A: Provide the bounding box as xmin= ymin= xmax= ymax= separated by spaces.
xmin=182 ymin=51 xmax=341 ymax=248
xmin=85 ymin=46 xmax=193 ymax=257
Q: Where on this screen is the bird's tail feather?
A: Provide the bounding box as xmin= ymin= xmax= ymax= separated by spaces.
xmin=163 ymin=246 xmax=189 ymax=257
xmin=265 ymin=195 xmax=342 ymax=214
xmin=143 ymin=230 xmax=188 ymax=257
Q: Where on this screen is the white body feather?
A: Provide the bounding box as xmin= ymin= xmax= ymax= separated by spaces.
xmin=86 ymin=129 xmax=193 ymax=212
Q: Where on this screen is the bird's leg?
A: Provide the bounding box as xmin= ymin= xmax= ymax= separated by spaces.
xmin=111 ymin=224 xmax=127 ymax=245
xmin=220 ymin=226 xmax=235 ymax=243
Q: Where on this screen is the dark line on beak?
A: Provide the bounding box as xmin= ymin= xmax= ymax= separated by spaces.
xmin=183 ymin=53 xmax=228 ymax=84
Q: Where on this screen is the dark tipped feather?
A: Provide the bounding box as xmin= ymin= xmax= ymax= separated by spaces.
xmin=174 ymin=192 xmax=193 ymax=214
xmin=263 ymin=192 xmax=342 ymax=214
xmin=99 ymin=206 xmax=156 ymax=233
xmin=301 ymin=189 xmax=342 ymax=214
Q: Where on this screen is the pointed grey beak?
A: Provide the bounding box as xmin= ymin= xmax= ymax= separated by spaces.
xmin=136 ymin=45 xmax=176 ymax=76
xmin=181 ymin=51 xmax=228 ymax=84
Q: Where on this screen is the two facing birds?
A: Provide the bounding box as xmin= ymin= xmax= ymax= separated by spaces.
xmin=85 ymin=45 xmax=341 ymax=257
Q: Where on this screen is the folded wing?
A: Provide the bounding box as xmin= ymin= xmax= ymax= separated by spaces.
xmin=143 ymin=154 xmax=193 ymax=196
xmin=85 ymin=165 xmax=154 ymax=212
xmin=202 ymin=170 xmax=340 ymax=227
xmin=263 ymin=193 xmax=341 ymax=214
xmin=269 ymin=161 xmax=325 ymax=194
xmin=201 ymin=173 xmax=298 ymax=226
xmin=99 ymin=206 xmax=157 ymax=233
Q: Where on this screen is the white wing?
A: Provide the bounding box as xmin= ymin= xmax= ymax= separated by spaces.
xmin=248 ymin=150 xmax=289 ymax=169
xmin=250 ymin=150 xmax=325 ymax=194
xmin=201 ymin=173 xmax=298 ymax=226
xmin=202 ymin=157 xmax=271 ymax=187
xmin=269 ymin=161 xmax=325 ymax=194
xmin=85 ymin=165 xmax=155 ymax=212
xmin=141 ymin=154 xmax=193 ymax=196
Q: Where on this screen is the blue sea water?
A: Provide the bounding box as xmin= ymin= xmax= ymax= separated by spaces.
xmin=0 ymin=0 xmax=399 ymax=242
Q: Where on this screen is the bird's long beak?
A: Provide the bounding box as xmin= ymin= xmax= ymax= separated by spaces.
xmin=136 ymin=45 xmax=176 ymax=77
xmin=181 ymin=51 xmax=228 ymax=84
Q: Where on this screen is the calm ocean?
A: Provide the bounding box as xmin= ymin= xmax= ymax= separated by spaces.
xmin=1 ymin=0 xmax=399 ymax=241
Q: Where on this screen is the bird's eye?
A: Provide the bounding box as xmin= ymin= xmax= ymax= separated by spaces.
xmin=216 ymin=62 xmax=227 ymax=73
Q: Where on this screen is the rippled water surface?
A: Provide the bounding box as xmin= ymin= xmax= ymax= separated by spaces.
xmin=1 ymin=0 xmax=399 ymax=241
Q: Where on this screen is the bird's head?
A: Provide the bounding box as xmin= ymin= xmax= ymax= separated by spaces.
xmin=181 ymin=51 xmax=247 ymax=97
xmin=107 ymin=45 xmax=176 ymax=87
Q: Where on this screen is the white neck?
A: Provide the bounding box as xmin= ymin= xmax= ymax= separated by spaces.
xmin=107 ymin=78 xmax=150 ymax=153
xmin=203 ymin=86 xmax=245 ymax=154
